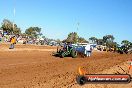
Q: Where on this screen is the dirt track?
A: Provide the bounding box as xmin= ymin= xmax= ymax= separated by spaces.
xmin=0 ymin=44 xmax=132 ymax=88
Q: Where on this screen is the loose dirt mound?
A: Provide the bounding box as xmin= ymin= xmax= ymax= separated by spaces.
xmin=0 ymin=44 xmax=131 ymax=88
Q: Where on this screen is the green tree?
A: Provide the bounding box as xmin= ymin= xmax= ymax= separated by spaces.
xmin=97 ymin=39 xmax=103 ymax=45
xmin=121 ymin=40 xmax=130 ymax=45
xmin=66 ymin=32 xmax=78 ymax=43
xmin=103 ymin=35 xmax=115 ymax=43
xmin=103 ymin=35 xmax=115 ymax=47
xmin=25 ymin=27 xmax=41 ymax=38
xmin=78 ymin=37 xmax=88 ymax=43
xmin=13 ymin=24 xmax=21 ymax=35
xmin=89 ymin=37 xmax=98 ymax=43
xmin=1 ymin=19 xmax=21 ymax=35
xmin=106 ymin=41 xmax=118 ymax=48
xmin=130 ymin=42 xmax=132 ymax=48
xmin=1 ymin=19 xmax=13 ymax=34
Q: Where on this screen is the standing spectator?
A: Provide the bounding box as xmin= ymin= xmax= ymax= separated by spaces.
xmin=9 ymin=36 xmax=16 ymax=49
xmin=85 ymin=44 xmax=92 ymax=57
xmin=128 ymin=59 xmax=132 ymax=74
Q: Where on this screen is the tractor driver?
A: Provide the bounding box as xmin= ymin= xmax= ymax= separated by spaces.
xmin=63 ymin=42 xmax=72 ymax=51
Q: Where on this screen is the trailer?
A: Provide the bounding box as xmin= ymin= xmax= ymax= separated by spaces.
xmin=72 ymin=43 xmax=96 ymax=57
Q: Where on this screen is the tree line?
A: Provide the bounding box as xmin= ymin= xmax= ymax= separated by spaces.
xmin=0 ymin=19 xmax=42 ymax=39
xmin=64 ymin=32 xmax=132 ymax=48
xmin=0 ymin=19 xmax=131 ymax=47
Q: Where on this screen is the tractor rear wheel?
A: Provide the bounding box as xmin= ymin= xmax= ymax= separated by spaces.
xmin=71 ymin=50 xmax=77 ymax=58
